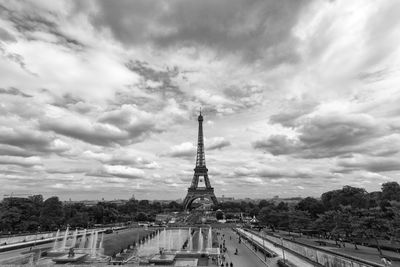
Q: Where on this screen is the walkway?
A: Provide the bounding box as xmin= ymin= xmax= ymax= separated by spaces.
xmin=217 ymin=228 xmax=271 ymax=267
xmin=237 ymin=228 xmax=314 ymax=267
xmin=274 ymin=230 xmax=399 ymax=267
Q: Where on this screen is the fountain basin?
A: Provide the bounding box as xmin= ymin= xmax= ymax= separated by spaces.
xmin=52 ymin=253 xmax=87 ymax=263
xmin=175 ymin=258 xmax=198 ymax=266
xmin=149 ymin=254 xmax=176 ymax=264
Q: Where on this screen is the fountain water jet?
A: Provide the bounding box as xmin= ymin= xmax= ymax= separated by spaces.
xmin=79 ymin=229 xmax=87 ymax=248
xmin=163 ymin=228 xmax=167 ymax=249
xmin=178 ymin=229 xmax=182 ymax=250
xmin=60 ymin=227 xmax=69 ymax=251
xmin=99 ymin=233 xmax=104 ymax=249
xmin=207 ymin=227 xmax=212 ymax=249
xmin=71 ymin=229 xmax=78 ymax=248
xmin=168 ymin=229 xmax=172 ymax=250
xmin=91 ymin=231 xmax=98 ymax=257
xmin=198 ymin=228 xmax=203 ymax=251
xmin=157 ymin=230 xmax=160 ymax=249
xmin=188 ymin=228 xmax=192 ymax=251
xmin=88 ymin=230 xmax=94 ymax=252
xmin=53 ymin=229 xmax=60 ymax=251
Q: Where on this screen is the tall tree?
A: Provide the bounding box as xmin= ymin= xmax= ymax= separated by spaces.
xmin=381 ymin=182 xmax=400 ymax=201
xmin=40 ymin=197 xmax=64 ymax=230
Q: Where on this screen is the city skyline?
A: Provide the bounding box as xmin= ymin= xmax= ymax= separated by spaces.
xmin=1 ymin=1 xmax=400 ymax=200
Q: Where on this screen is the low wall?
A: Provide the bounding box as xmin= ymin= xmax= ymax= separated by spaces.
xmin=248 ymin=230 xmax=384 ymax=267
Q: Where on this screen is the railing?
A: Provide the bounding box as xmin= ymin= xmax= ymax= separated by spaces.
xmin=247 ymin=229 xmax=384 ymax=267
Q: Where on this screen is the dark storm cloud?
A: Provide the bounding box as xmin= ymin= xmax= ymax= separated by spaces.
xmin=254 ymin=112 xmax=385 ymax=159
xmin=125 ymin=60 xmax=185 ymax=102
xmin=0 ymin=144 xmax=35 ymax=157
xmin=40 ymin=112 xmax=159 ymax=147
xmin=337 ymin=157 xmax=400 ymax=173
xmin=0 ymin=27 xmax=16 ymax=42
xmin=0 ymin=156 xmax=41 ymax=167
xmin=93 ymin=0 xmax=310 ymax=63
xmin=206 ymin=138 xmax=231 ymax=150
xmin=0 ymin=2 xmax=84 ymax=51
xmin=40 ymin=118 xmax=128 ymax=147
xmin=0 ymin=87 xmax=32 ymax=98
xmin=0 ymin=127 xmax=68 ymax=155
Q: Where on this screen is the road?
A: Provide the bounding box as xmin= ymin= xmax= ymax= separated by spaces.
xmin=218 ymin=228 xmax=272 ymax=267
xmin=0 ymin=242 xmax=51 ymax=262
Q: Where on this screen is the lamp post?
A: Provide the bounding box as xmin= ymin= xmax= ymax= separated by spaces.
xmin=280 ymin=237 xmax=286 ymax=263
xmin=262 ymin=230 xmax=266 ymax=262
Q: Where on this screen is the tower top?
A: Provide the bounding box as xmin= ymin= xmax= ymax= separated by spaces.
xmin=198 ymin=108 xmax=203 ymax=121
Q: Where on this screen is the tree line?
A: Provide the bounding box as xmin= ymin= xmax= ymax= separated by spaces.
xmin=0 ymin=196 xmax=182 ymax=234
xmin=1 ymin=181 xmax=399 ymax=255
xmin=219 ymin=182 xmax=400 ymax=255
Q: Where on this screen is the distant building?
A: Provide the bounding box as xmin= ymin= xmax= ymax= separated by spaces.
xmin=155 ymin=214 xmax=171 ymax=223
xmin=65 ymin=199 xmax=128 ymax=206
xmin=217 ymin=195 xmax=235 ymax=203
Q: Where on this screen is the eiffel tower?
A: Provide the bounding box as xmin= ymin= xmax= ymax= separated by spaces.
xmin=183 ymin=111 xmax=218 ymax=210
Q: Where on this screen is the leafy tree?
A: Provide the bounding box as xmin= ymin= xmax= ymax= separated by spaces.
xmin=215 ymin=210 xmax=224 ymax=220
xmin=135 ymin=212 xmax=148 ymax=222
xmin=296 ymin=197 xmax=325 ymax=218
xmin=321 ymin=186 xmax=367 ymax=210
xmin=351 ymin=208 xmax=390 ymax=255
xmin=40 ymin=197 xmax=64 ymax=230
xmin=312 ymin=211 xmax=336 ymax=237
xmin=381 ymin=182 xmax=400 ymax=201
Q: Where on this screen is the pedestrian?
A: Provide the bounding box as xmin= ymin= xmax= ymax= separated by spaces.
xmin=230 ymin=262 xmax=233 ymax=267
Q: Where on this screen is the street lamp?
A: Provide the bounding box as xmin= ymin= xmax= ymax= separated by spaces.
xmin=262 ymin=230 xmax=266 ymax=262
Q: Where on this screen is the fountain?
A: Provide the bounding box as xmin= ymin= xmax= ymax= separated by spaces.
xmin=53 ymin=229 xmax=60 ymax=251
xmin=207 ymin=227 xmax=212 ymax=249
xmin=60 ymin=227 xmax=69 ymax=251
xmin=178 ymin=229 xmax=182 ymax=250
xmin=168 ymin=229 xmax=172 ymax=250
xmin=79 ymin=229 xmax=87 ymax=248
xmin=198 ymin=228 xmax=203 ymax=251
xmin=188 ymin=228 xmax=193 ymax=251
xmin=91 ymin=231 xmax=98 ymax=257
xmin=88 ymin=230 xmax=94 ymax=254
xmin=157 ymin=230 xmax=160 ymax=249
xmin=71 ymin=229 xmax=78 ymax=248
xmin=99 ymin=233 xmax=104 ymax=249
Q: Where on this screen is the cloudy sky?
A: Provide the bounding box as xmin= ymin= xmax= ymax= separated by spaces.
xmin=0 ymin=0 xmax=399 ymax=201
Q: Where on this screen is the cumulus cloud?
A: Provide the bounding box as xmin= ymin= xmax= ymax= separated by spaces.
xmin=0 ymin=126 xmax=70 ymax=155
xmin=254 ymin=112 xmax=386 ymax=159
xmin=82 ymin=150 xmax=159 ymax=169
xmin=231 ymin=166 xmax=317 ymax=179
xmin=163 ymin=142 xmax=196 ymax=158
xmin=94 ymin=0 xmax=309 ymax=63
xmin=87 ymin=165 xmax=145 ymax=179
xmin=206 ymin=137 xmax=231 ymax=150
xmin=336 ymin=155 xmax=400 ymax=173
xmin=0 ymin=156 xmax=41 ymax=167
xmin=1 ymin=0 xmax=400 ymax=199
xmin=0 ymin=87 xmax=32 ymax=97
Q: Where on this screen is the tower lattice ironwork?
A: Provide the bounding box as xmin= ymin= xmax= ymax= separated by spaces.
xmin=183 ymin=111 xmax=218 ymax=210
